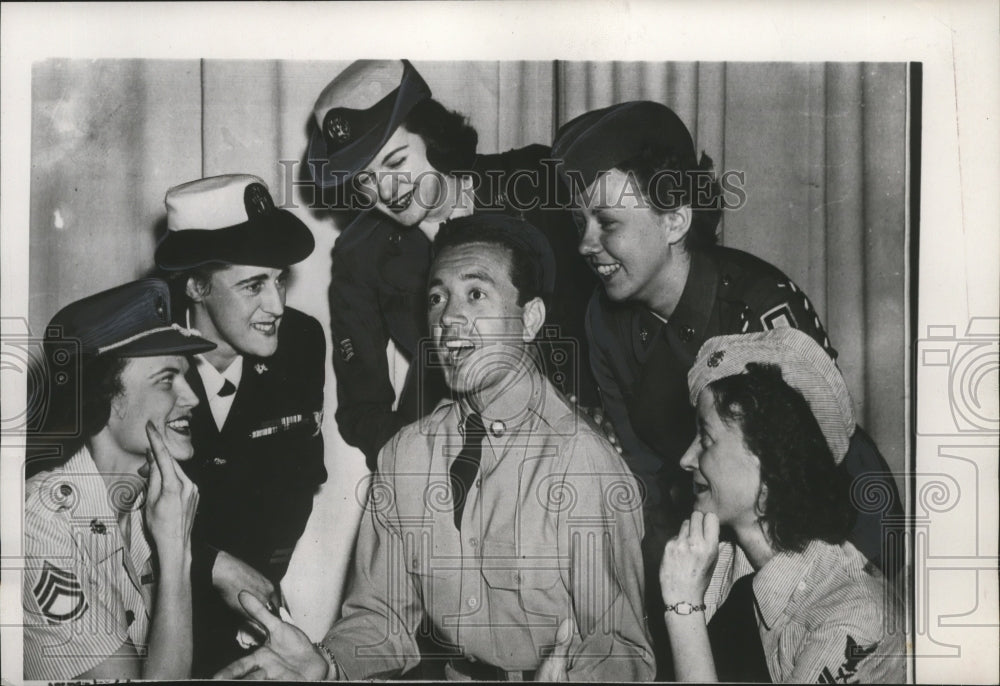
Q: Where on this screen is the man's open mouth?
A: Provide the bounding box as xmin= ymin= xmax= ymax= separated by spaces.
xmin=443 ymin=338 xmax=476 ymax=364
xmin=165 ymin=415 xmax=192 ymax=436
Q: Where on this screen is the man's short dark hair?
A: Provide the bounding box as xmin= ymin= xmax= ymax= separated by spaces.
xmin=431 ymin=215 xmax=547 ymax=307
xmin=402 ymin=98 xmax=479 ymax=175
xmin=707 ymin=362 xmax=855 ymax=553
xmin=615 ymin=145 xmax=722 ymax=251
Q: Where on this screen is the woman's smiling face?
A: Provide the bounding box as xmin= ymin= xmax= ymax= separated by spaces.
xmin=679 ymin=388 xmax=763 ymax=529
xmin=105 ymin=355 xmax=200 ymax=463
xmin=355 ymin=126 xmax=450 ymax=226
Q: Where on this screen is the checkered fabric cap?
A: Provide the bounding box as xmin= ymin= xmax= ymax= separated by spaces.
xmin=688 ymin=328 xmax=855 ymax=463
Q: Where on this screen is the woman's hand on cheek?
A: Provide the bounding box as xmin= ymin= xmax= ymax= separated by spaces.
xmin=659 ymin=511 xmax=720 ymax=604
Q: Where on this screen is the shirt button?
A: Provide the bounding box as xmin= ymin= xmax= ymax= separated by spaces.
xmin=475 ymin=478 xmax=482 ymax=488
xmin=796 ymin=580 xmax=808 ymax=592
xmin=722 ymin=274 xmax=732 ymax=287
xmin=513 ymin=572 xmax=521 ymax=584
xmin=680 ymin=326 xmax=695 ymax=342
xmin=467 ymin=596 xmax=478 ymax=608
xmin=389 ymin=232 xmax=401 ymax=245
xmin=469 ymin=537 xmax=479 ymax=548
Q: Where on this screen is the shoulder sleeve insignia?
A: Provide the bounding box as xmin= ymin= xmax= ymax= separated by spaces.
xmin=760 ymin=302 xmax=798 ymax=330
xmin=33 ymin=561 xmax=88 ymax=624
xmin=338 ymin=337 xmax=355 ymax=363
xmin=816 ymin=635 xmax=880 ymax=683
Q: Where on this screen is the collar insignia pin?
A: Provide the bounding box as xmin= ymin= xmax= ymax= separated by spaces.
xmin=255 ymin=363 xmax=268 ymax=375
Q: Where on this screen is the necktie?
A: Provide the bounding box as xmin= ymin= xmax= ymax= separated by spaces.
xmin=449 ymin=413 xmax=486 ymax=530
xmin=707 ymin=573 xmax=772 ymax=683
xmin=218 ymin=379 xmax=237 ymax=397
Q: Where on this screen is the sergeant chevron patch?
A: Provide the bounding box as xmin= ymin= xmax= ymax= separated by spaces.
xmin=33 ymin=561 xmax=88 ymax=624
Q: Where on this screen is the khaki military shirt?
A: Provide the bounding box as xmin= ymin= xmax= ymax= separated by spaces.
xmin=323 ymin=368 xmax=654 ymax=680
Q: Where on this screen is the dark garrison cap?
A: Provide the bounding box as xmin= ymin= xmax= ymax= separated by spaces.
xmin=46 ymin=278 xmax=216 ymax=358
xmin=305 ymin=60 xmax=432 ymax=189
xmin=551 ymin=100 xmax=698 ymax=189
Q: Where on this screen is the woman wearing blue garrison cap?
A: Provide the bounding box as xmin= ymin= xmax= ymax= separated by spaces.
xmin=22 ymin=279 xmax=214 ymax=680
xmin=305 ymin=60 xmax=598 ymax=472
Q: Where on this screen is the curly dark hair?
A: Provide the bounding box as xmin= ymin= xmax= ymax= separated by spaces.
xmin=615 ymin=145 xmax=722 ymax=251
xmin=401 ymin=98 xmax=479 ymax=175
xmin=707 ymin=362 xmax=854 ymax=553
xmin=26 ymin=352 xmax=129 ymax=477
xmin=432 ymin=216 xmax=547 ymax=307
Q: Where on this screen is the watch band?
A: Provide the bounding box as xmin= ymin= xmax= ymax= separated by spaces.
xmin=664 ymin=601 xmax=707 ymax=615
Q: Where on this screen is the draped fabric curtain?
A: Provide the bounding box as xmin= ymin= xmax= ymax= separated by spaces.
xmin=29 ymin=59 xmax=908 ymax=637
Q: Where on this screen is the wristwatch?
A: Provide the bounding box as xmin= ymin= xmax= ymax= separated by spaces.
xmin=664 ymin=601 xmax=707 ymax=615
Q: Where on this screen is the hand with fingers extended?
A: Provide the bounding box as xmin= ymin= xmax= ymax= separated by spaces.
xmin=659 ymin=511 xmax=720 ymax=605
xmin=535 ymin=616 xmax=576 ymax=682
xmin=143 ymin=421 xmax=199 ymax=560
xmin=213 ymin=550 xmax=281 ymax=620
xmin=214 ymin=591 xmax=331 ymax=681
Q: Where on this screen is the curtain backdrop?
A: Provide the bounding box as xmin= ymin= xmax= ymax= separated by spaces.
xmin=29 ymin=59 xmax=908 ymax=638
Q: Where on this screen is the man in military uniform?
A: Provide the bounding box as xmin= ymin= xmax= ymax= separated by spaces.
xmin=216 ymin=214 xmax=654 ymax=682
xmin=154 ymin=174 xmax=328 ymax=677
xmin=551 ymin=101 xmax=903 ymax=678
xmin=306 ymin=60 xmax=597 ymax=470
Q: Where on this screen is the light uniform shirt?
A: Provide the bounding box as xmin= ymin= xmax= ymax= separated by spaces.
xmin=193 ymin=354 xmax=244 ymax=430
xmin=23 ymin=447 xmax=153 ymax=680
xmin=705 ymin=539 xmax=905 ymax=683
xmin=321 ymin=365 xmax=655 ymax=681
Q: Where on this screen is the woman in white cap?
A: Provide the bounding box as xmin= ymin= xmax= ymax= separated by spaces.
xmin=23 ymin=279 xmax=215 ymax=680
xmin=306 ymin=60 xmax=597 ymax=471
xmin=659 ymin=327 xmax=904 ymax=683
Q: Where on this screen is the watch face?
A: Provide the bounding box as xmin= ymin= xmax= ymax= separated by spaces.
xmin=675 ymin=602 xmax=693 ymax=615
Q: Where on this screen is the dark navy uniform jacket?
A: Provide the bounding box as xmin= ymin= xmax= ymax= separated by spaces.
xmin=180 ymin=307 xmax=328 ymax=676
xmin=330 ymin=144 xmax=598 ymax=470
xmin=587 ymin=245 xmax=902 ymax=574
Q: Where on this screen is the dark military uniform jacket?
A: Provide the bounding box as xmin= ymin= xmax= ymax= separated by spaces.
xmin=330 ymin=144 xmax=597 ymax=470
xmin=180 ymin=307 xmax=328 ymax=676
xmin=587 ymin=245 xmax=902 ymax=572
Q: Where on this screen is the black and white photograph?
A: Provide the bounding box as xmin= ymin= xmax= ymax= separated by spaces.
xmin=1 ymin=3 xmax=997 ymax=684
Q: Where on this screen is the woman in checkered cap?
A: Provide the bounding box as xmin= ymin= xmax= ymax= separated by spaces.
xmin=658 ymin=328 xmax=904 ymax=683
xmin=22 ymin=279 xmax=215 ymax=680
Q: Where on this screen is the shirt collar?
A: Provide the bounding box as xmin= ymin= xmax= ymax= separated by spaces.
xmin=194 ymin=353 xmax=243 ymax=395
xmin=54 ymin=446 xmax=146 ymax=521
xmin=457 ymin=353 xmax=549 ymax=442
xmin=753 ymin=539 xmax=827 ymax=630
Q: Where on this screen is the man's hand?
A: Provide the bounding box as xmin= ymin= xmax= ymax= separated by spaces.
xmin=214 ymin=591 xmax=330 ymax=681
xmin=212 ymin=550 xmax=280 ymax=619
xmin=659 ymin=511 xmax=720 ymax=605
xmin=535 ymin=617 xmax=575 ymax=682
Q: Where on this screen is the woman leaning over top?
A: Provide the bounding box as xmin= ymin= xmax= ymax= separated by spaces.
xmin=660 ymin=327 xmax=905 ymax=683
xmin=23 ymin=279 xmax=214 ymax=681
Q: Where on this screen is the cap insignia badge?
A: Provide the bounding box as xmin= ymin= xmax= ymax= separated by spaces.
xmin=708 ymin=350 xmax=725 ymax=368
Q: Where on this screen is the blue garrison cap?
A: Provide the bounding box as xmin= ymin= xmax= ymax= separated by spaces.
xmin=46 ymin=278 xmax=216 ymax=358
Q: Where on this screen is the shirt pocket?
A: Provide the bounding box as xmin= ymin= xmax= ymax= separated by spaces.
xmin=480 ymin=545 xmax=567 ymax=655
